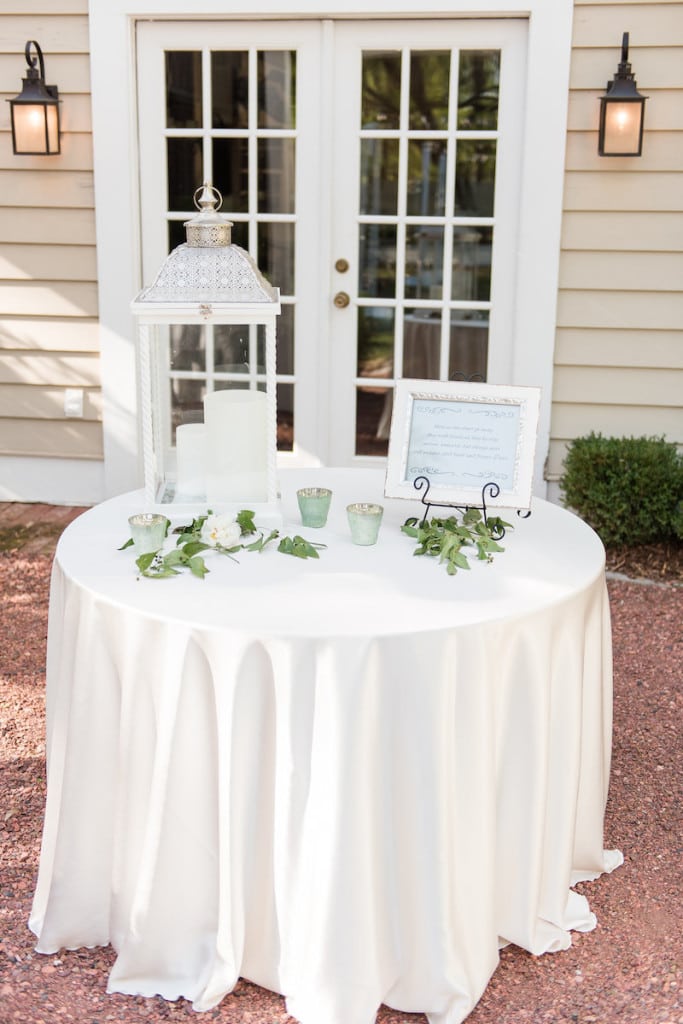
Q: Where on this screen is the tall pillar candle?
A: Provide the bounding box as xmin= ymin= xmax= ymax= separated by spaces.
xmin=203 ymin=389 xmax=269 ymax=503
xmin=175 ymin=423 xmax=207 ymax=499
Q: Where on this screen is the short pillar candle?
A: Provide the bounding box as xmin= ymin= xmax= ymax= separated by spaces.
xmin=204 ymin=389 xmax=268 ymax=503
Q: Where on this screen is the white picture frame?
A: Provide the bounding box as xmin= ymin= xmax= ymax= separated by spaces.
xmin=385 ymin=379 xmax=541 ymax=510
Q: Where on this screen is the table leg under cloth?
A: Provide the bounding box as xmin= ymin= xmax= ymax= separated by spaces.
xmin=30 ymin=561 xmax=622 ymax=1024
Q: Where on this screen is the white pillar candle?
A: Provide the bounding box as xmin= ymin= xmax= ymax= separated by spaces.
xmin=175 ymin=423 xmax=207 ymax=499
xmin=203 ymin=389 xmax=269 ymax=503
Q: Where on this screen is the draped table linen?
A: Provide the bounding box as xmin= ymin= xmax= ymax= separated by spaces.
xmin=30 ymin=468 xmax=622 ymax=1024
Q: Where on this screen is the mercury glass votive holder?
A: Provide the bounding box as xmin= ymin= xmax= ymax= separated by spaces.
xmin=128 ymin=513 xmax=168 ymax=555
xmin=346 ymin=503 xmax=384 ymax=545
xmin=297 ymin=487 xmax=333 ymax=528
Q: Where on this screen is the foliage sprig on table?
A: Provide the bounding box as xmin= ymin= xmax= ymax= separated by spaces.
xmin=120 ymin=509 xmax=325 ymax=579
xmin=401 ymin=508 xmax=511 ymax=575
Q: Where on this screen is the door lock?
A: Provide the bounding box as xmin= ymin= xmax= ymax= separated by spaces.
xmin=333 ymin=291 xmax=351 ymax=308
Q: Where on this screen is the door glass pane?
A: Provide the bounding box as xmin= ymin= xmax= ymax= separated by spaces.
xmin=403 ymin=309 xmax=441 ymax=378
xmin=211 ymin=51 xmax=248 ymax=128
xmin=275 ymin=304 xmax=295 ymax=375
xmin=357 ymin=307 xmax=395 ymax=378
xmin=457 ymin=51 xmax=500 ymax=130
xmin=452 ymin=226 xmax=492 ymax=301
xmin=359 ymin=224 xmax=397 ymax=298
xmin=361 ymin=53 xmax=401 ymax=128
xmin=356 ymin=387 xmax=391 ymax=456
xmin=258 ymin=51 xmax=296 ymax=128
xmin=258 ymin=222 xmax=295 ymax=293
xmin=360 ymin=139 xmax=399 ymax=215
xmin=454 ymin=140 xmax=496 ymax=217
xmin=405 ymin=224 xmax=444 ymax=300
xmin=407 ymin=140 xmax=447 ymax=217
xmin=277 ymin=382 xmax=294 ymax=451
xmin=213 ymin=138 xmax=249 ymax=212
xmin=409 ymin=51 xmax=450 ymax=130
xmin=449 ymin=312 xmax=489 ymax=380
xmin=166 ymin=52 xmax=202 ymax=128
xmin=167 ymin=138 xmax=202 ymax=210
xmin=258 ymin=138 xmax=295 ymax=213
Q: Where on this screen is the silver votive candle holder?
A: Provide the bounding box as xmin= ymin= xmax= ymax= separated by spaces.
xmin=346 ymin=502 xmax=384 ymax=545
xmin=128 ymin=513 xmax=168 ymax=555
xmin=297 ymin=487 xmax=332 ymax=528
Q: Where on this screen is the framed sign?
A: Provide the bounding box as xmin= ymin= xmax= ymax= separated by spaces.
xmin=385 ymin=379 xmax=541 ymax=510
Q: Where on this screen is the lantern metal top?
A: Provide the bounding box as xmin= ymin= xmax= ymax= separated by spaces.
xmin=134 ymin=183 xmax=278 ymax=306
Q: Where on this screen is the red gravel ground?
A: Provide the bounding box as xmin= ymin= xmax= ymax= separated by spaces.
xmin=1 ymin=535 xmax=681 ymax=1024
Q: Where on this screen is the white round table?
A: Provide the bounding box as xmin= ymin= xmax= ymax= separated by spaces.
xmin=30 ymin=468 xmax=622 ymax=1024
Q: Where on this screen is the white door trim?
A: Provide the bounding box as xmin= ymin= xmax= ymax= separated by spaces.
xmin=89 ymin=0 xmax=574 ymax=497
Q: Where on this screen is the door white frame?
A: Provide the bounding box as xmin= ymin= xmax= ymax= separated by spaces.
xmin=89 ymin=0 xmax=574 ymax=498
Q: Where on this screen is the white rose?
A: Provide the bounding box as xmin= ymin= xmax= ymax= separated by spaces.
xmin=200 ymin=514 xmax=242 ymax=549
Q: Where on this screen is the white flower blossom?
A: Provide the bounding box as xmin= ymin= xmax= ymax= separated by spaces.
xmin=200 ymin=514 xmax=242 ymax=549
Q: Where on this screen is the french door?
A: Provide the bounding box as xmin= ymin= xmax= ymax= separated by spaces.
xmin=137 ymin=18 xmax=526 ymax=467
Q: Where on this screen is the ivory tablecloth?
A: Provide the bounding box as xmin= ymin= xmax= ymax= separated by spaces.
xmin=30 ymin=468 xmax=622 ymax=1024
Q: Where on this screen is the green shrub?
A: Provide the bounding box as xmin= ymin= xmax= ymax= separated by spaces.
xmin=560 ymin=433 xmax=683 ymax=547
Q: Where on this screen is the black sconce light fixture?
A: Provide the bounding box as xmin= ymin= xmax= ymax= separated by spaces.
xmin=8 ymin=40 xmax=61 ymax=155
xmin=598 ymin=32 xmax=647 ymax=156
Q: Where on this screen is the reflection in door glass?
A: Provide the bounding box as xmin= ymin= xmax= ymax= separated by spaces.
xmin=357 ymin=307 xmax=395 ymax=378
xmin=457 ymin=51 xmax=500 ymax=130
xmin=405 ymin=225 xmax=444 ymax=299
xmin=361 ymin=53 xmax=401 ymax=128
xmin=166 ymin=52 xmax=202 ymax=128
xmin=213 ymin=138 xmax=249 ymax=212
xmin=360 ymin=139 xmax=399 ymax=216
xmin=409 ymin=52 xmax=450 ymax=130
xmin=454 ymin=140 xmax=496 ymax=217
xmin=356 ymin=387 xmax=391 ymax=457
xmin=449 ymin=311 xmax=489 ymax=380
xmin=257 ymin=222 xmax=295 ymax=293
xmin=258 ymin=138 xmax=296 ymax=214
xmin=167 ymin=138 xmax=202 ymax=210
xmin=359 ymin=224 xmax=397 ymax=298
xmin=403 ymin=309 xmax=441 ymax=379
xmin=258 ymin=51 xmax=296 ymax=129
xmin=452 ymin=226 xmax=493 ymax=301
xmin=407 ymin=140 xmax=447 ymax=217
xmin=211 ymin=51 xmax=248 ymax=128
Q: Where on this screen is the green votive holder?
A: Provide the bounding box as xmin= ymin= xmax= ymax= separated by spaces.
xmin=128 ymin=513 xmax=167 ymax=555
xmin=296 ymin=487 xmax=333 ymax=528
xmin=346 ymin=502 xmax=384 ymax=545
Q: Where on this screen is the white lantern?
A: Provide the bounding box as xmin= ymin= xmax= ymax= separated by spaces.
xmin=131 ymin=184 xmax=281 ymax=522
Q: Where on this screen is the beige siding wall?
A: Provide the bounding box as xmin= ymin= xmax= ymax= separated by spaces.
xmin=550 ymin=0 xmax=683 ymax=483
xmin=0 ymin=2 xmax=102 ymax=464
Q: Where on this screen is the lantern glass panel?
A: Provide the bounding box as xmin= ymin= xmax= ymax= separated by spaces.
xmin=602 ymin=100 xmax=642 ymax=155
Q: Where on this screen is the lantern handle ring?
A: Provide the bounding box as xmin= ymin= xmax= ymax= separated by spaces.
xmin=193 ymin=183 xmax=223 ymax=213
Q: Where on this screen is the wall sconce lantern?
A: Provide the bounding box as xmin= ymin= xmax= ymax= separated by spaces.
xmin=598 ymin=32 xmax=647 ymax=156
xmin=8 ymin=41 xmax=61 ymax=155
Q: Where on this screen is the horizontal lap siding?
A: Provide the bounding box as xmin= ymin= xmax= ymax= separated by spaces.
xmin=0 ymin=3 xmax=102 ymax=464
xmin=550 ymin=0 xmax=683 ymax=485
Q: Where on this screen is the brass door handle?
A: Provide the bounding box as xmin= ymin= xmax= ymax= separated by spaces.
xmin=333 ymin=291 xmax=350 ymax=308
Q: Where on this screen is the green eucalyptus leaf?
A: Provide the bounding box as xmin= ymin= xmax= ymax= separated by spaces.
xmin=118 ymin=537 xmax=135 ymax=551
xmin=188 ymin=555 xmax=209 ymax=579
